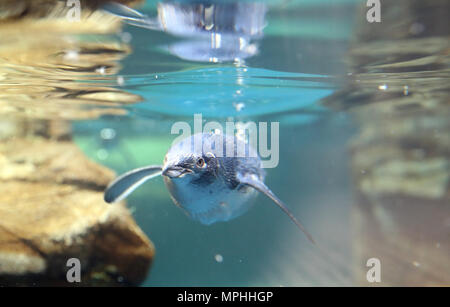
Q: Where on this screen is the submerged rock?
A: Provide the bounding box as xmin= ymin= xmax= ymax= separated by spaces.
xmin=0 ymin=0 xmax=153 ymax=286
xmin=0 ymin=135 xmax=154 ymax=286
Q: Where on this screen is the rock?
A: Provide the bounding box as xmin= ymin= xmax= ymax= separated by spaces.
xmin=0 ymin=0 xmax=153 ymax=286
xmin=0 ymin=136 xmax=154 ymax=286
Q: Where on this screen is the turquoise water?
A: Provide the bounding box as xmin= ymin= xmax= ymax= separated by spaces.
xmin=69 ymin=0 xmax=449 ymax=286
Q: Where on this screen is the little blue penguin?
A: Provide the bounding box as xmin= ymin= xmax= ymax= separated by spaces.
xmin=104 ymin=132 xmax=314 ymax=243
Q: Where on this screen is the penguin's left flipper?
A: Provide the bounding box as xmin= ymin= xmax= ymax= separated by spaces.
xmin=238 ymin=173 xmax=315 ymax=244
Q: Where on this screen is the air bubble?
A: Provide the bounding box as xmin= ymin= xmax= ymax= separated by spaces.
xmin=233 ymin=102 xmax=245 ymax=112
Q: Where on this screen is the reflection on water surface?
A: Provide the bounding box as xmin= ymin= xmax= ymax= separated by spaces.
xmin=0 ymin=0 xmax=448 ymax=286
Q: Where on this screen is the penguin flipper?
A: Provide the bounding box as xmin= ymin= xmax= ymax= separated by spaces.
xmin=101 ymin=2 xmax=160 ymax=30
xmin=238 ymin=173 xmax=315 ymax=244
xmin=104 ymin=165 xmax=163 ymax=203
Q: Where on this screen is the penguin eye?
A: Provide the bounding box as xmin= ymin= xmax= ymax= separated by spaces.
xmin=196 ymin=157 xmax=206 ymax=168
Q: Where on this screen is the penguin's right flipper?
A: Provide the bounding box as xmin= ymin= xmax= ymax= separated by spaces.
xmin=238 ymin=173 xmax=315 ymax=244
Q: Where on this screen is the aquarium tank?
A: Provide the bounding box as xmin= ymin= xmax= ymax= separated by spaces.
xmin=0 ymin=0 xmax=448 ymax=290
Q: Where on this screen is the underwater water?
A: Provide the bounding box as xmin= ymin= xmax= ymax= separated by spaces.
xmin=0 ymin=0 xmax=448 ymax=286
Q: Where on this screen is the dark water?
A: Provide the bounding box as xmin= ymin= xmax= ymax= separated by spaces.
xmin=1 ymin=0 xmax=448 ymax=286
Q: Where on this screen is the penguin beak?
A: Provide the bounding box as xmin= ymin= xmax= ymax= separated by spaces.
xmin=162 ymin=165 xmax=192 ymax=178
